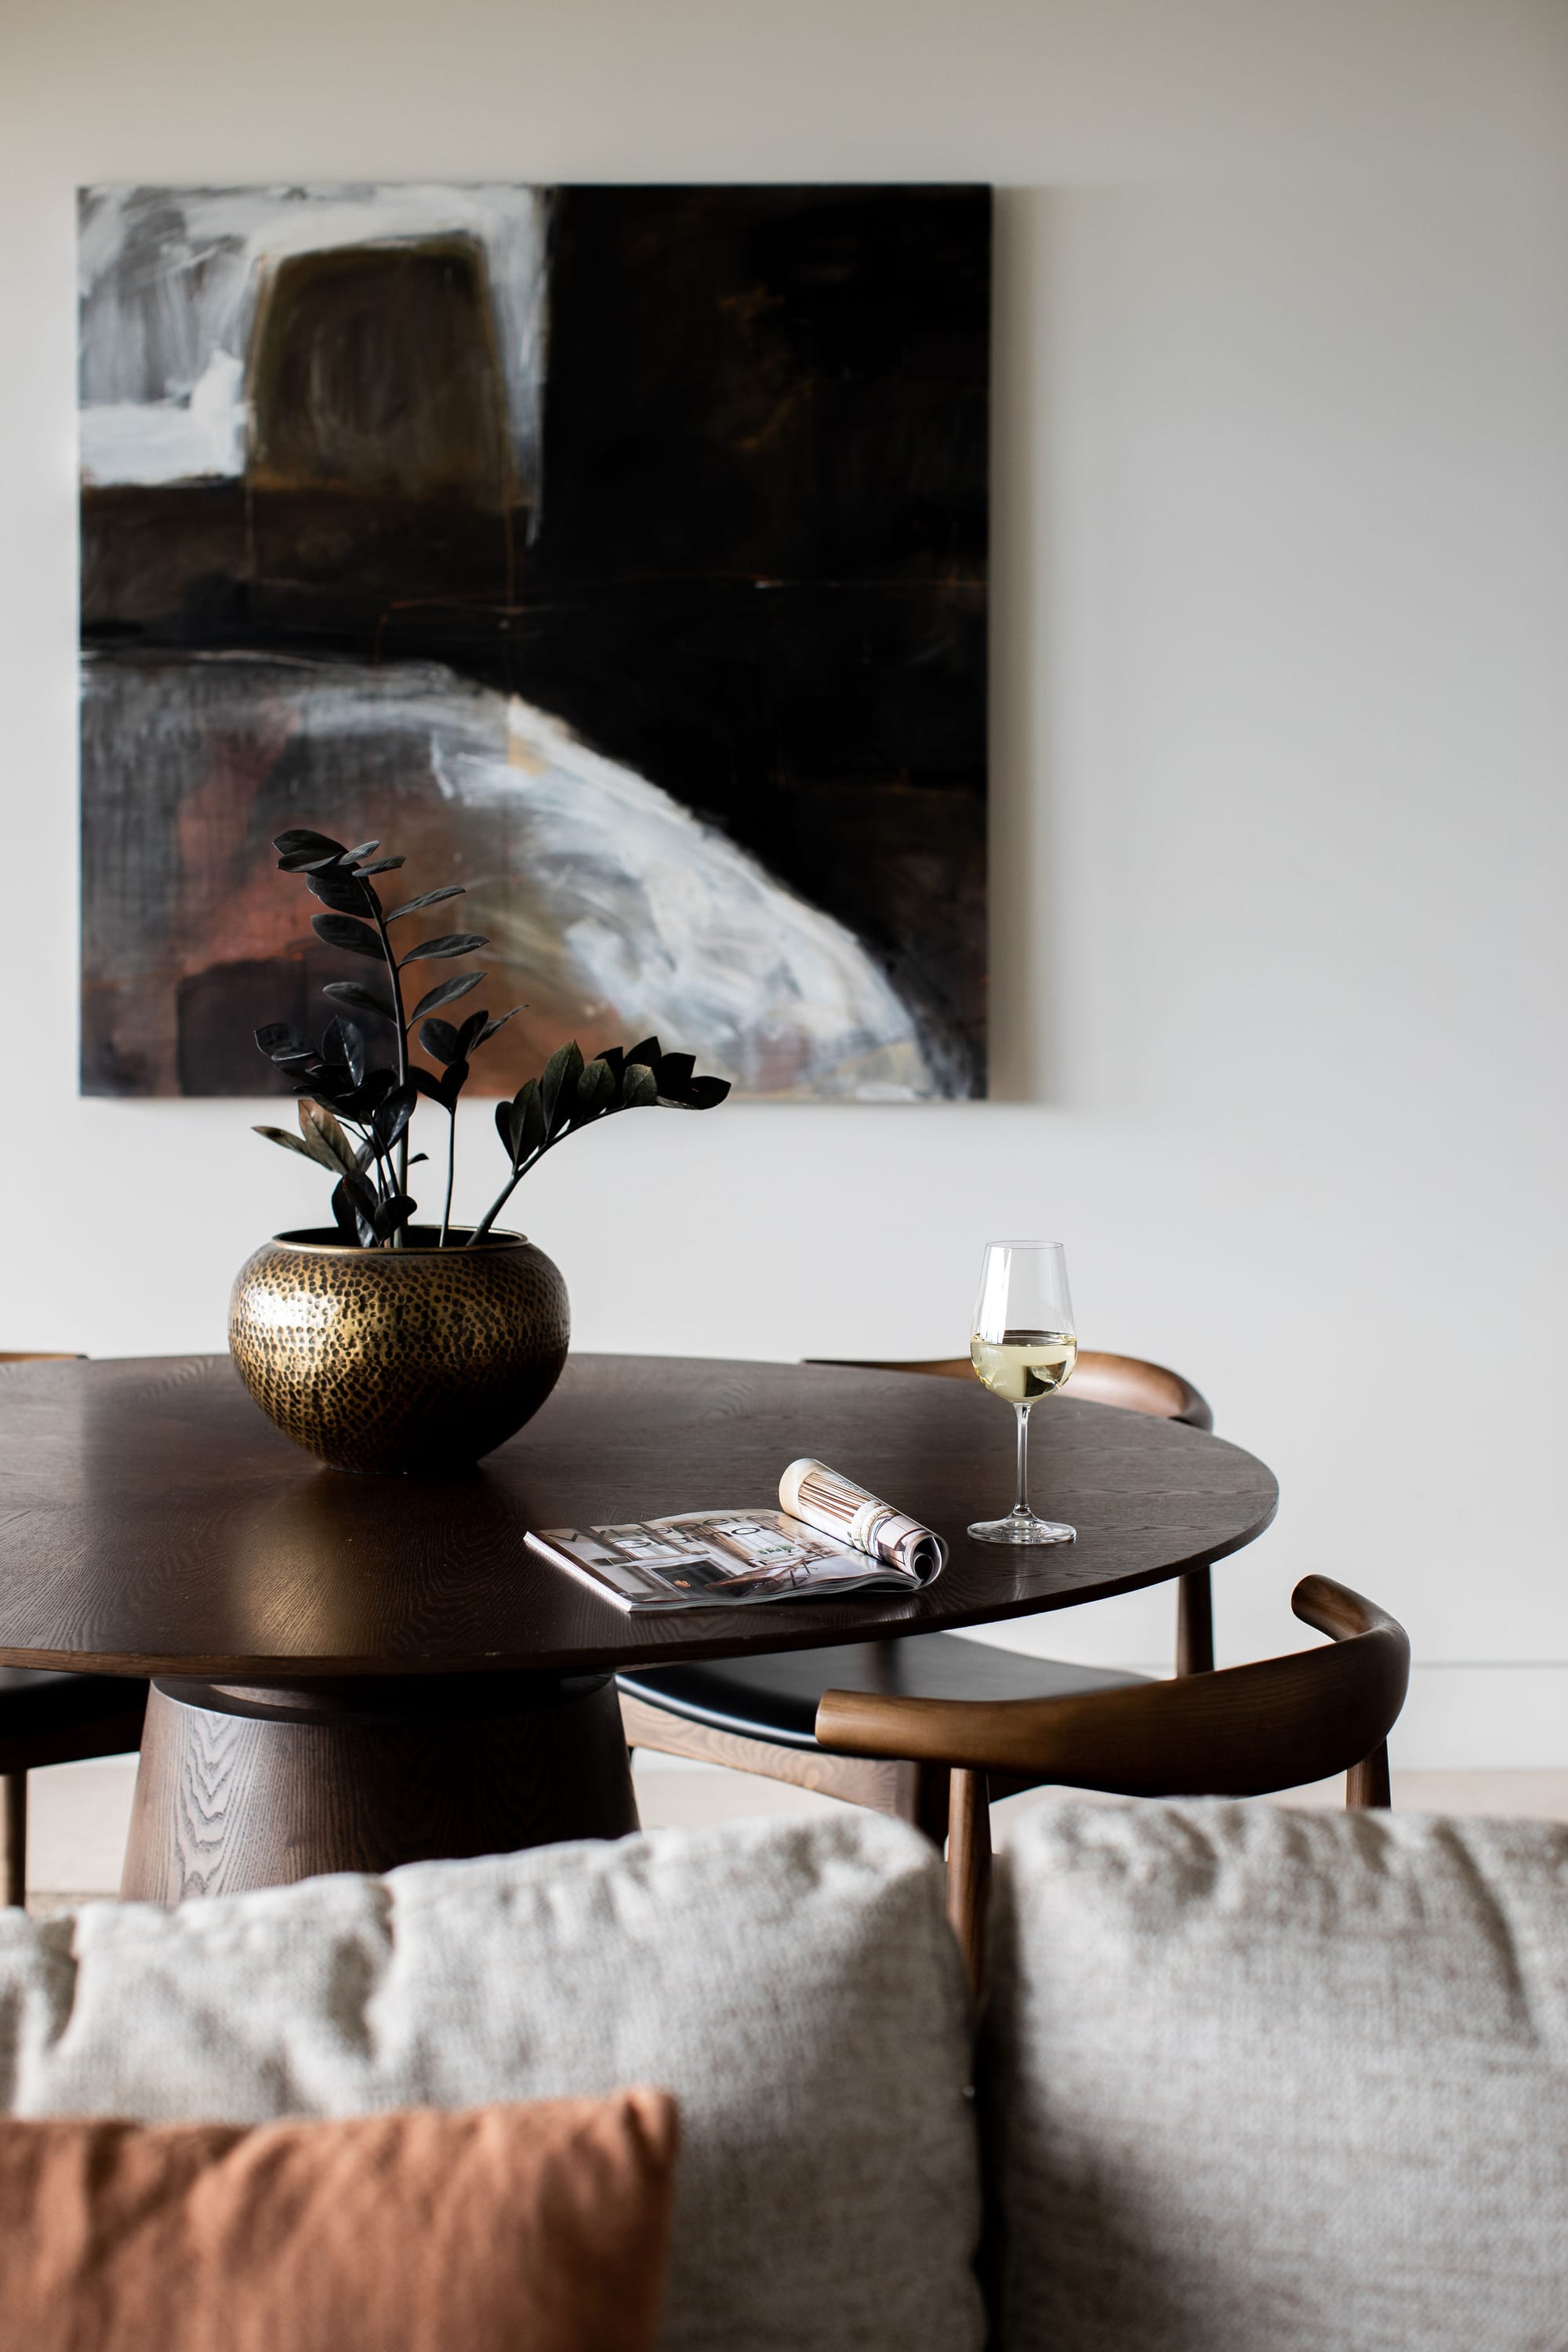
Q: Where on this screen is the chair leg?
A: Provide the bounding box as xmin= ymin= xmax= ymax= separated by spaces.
xmin=1176 ymin=1567 xmax=1214 ymax=1675
xmin=1346 ymin=1743 xmax=1392 ymax=1809
xmin=2 ymin=1774 xmax=26 ymax=1909
xmin=946 ymin=1768 xmax=991 ymax=1998
xmin=893 ymin=1759 xmax=952 ymax=1846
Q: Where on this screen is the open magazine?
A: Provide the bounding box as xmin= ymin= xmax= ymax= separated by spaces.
xmin=524 ymin=1458 xmax=946 ymax=1612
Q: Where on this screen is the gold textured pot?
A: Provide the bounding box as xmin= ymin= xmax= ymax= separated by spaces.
xmin=229 ymin=1228 xmax=570 ymax=1475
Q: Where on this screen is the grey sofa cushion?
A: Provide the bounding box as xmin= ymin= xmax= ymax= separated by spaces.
xmin=987 ymin=1800 xmax=1568 ymax=2352
xmin=0 ymin=1813 xmax=984 ymax=2352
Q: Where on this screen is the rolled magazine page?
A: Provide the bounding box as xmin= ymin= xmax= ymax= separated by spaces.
xmin=779 ymin=1459 xmax=946 ymax=1579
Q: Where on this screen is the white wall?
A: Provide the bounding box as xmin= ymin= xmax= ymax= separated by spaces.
xmin=3 ymin=0 xmax=1566 ymax=1761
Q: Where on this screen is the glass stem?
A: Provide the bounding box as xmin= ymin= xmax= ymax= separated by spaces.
xmin=1014 ymin=1402 xmax=1032 ymax=1518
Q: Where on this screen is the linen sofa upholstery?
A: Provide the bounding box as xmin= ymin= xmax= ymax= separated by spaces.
xmin=8 ymin=1796 xmax=1568 ymax=2352
xmin=985 ymin=1799 xmax=1568 ymax=2352
xmin=0 ymin=1813 xmax=985 ymax=2352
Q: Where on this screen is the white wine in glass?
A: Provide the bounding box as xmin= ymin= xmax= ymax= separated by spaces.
xmin=968 ymin=1241 xmax=1077 ymax=1544
xmin=969 ymin=1330 xmax=1077 ymax=1404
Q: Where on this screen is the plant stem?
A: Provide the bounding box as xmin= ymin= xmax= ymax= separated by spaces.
xmin=469 ymin=1169 xmax=520 ymax=1243
xmin=336 ymin=1123 xmax=388 ymax=1250
xmin=469 ymin=1147 xmax=542 ymax=1243
xmin=364 ymin=884 xmax=411 ymax=1247
xmin=440 ymin=1107 xmax=457 ymax=1247
xmin=358 ymin=1130 xmax=393 ymax=1210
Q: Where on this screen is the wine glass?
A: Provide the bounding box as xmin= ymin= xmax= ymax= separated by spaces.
xmin=967 ymin=1240 xmax=1078 ymax=1544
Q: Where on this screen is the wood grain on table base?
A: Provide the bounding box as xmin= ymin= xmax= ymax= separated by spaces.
xmin=0 ymin=1356 xmax=1278 ymax=1682
xmin=122 ymin=1674 xmax=639 ymax=1904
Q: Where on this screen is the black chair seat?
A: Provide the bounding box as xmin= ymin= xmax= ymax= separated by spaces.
xmin=619 ymin=1634 xmax=1149 ymax=1753
xmin=0 ymin=1668 xmax=145 ymax=1744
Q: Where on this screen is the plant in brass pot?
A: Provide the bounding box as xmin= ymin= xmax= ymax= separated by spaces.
xmin=229 ymin=827 xmax=730 ymax=1475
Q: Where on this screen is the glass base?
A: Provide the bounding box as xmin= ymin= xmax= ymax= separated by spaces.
xmin=967 ymin=1512 xmax=1076 ymax=1546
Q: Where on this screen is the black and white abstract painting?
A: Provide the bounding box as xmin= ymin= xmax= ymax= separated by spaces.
xmin=78 ymin=183 xmax=990 ymax=1098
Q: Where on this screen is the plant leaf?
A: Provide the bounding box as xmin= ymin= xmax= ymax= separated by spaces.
xmin=311 ymin=911 xmax=384 ymax=960
xmin=574 ymin=1057 xmax=616 ymax=1122
xmin=321 ymin=978 xmax=397 ymax=1024
xmin=497 ymin=1081 xmax=539 ymax=1167
xmin=340 ymin=1167 xmax=379 ymax=1216
xmin=253 ymin=1123 xmax=336 ymax=1168
xmin=644 ymin=1046 xmax=730 ymax=1111
xmin=620 ymin=1062 xmax=659 ymax=1109
xmin=624 ymin=1036 xmax=662 ymax=1070
xmin=332 ymin=1169 xmax=379 ymax=1247
xmin=293 ymin=1115 xmax=351 ymax=1174
xmin=322 ymin=1016 xmax=367 ymax=1087
xmin=411 ymin=971 xmax=483 ymax=1021
xmin=274 ymin=829 xmax=347 ymax=869
xmin=297 ymin=1060 xmax=363 ymax=1109
xmin=509 ymin=1078 xmax=546 ymax=1166
xmin=539 ymin=1040 xmax=584 ymax=1137
xmin=438 ymin=1058 xmax=470 ymax=1109
xmin=372 ymin=1080 xmax=418 ymax=1152
xmin=397 ymin=931 xmax=489 ymax=967
xmin=329 ymin=1177 xmax=364 ymax=1244
xmin=255 ymin=1022 xmax=315 ymax=1066
xmin=343 ymin=840 xmax=381 ymax=862
xmin=307 ymin=866 xmax=373 ymax=916
xmin=299 ymin=1098 xmax=358 ymax=1176
xmin=336 ymin=1069 xmax=397 ymax=1120
xmin=474 ymin=1005 xmax=523 ymax=1048
xmin=455 ymin=1008 xmax=489 ymax=1058
xmin=354 ymin=856 xmax=406 ymax=877
xmin=418 ymin=1017 xmax=461 ymax=1065
xmin=372 ymin=1192 xmax=417 ymax=1242
xmin=275 ymin=828 xmax=346 ymax=855
xmin=384 ymin=884 xmax=466 ymax=923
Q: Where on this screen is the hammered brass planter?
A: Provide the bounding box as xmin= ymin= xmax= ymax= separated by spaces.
xmin=229 ymin=1228 xmax=569 ymax=1475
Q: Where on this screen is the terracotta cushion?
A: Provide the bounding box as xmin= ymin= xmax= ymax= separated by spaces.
xmin=0 ymin=1817 xmax=984 ymax=2352
xmin=0 ymin=2089 xmax=678 ymax=2352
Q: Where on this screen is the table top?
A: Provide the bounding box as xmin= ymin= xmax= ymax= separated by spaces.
xmin=0 ymin=1354 xmax=1277 ymax=1681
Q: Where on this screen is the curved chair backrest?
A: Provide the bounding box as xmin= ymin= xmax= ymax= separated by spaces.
xmin=817 ymin=1576 xmax=1406 ymax=1801
xmin=817 ymin=1577 xmax=1408 ymax=1991
xmin=811 ymin=1351 xmax=1212 ymax=1431
xmin=811 ymin=1351 xmax=1218 ymax=1676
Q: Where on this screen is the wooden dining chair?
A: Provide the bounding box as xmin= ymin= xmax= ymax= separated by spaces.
xmin=0 ymin=1356 xmax=147 ymax=1908
xmin=829 ymin=1352 xmax=1218 ymax=1673
xmin=817 ymin=1573 xmax=1410 ymax=1991
xmin=617 ymin=1349 xmax=1214 ymax=1841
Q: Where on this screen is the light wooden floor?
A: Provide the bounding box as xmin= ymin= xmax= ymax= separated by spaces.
xmin=11 ymin=1754 xmax=1568 ymax=1912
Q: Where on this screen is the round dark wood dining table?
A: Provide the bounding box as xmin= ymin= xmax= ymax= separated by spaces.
xmin=0 ymin=1353 xmax=1277 ymax=1901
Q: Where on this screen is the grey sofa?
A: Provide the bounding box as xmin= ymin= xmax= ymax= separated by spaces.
xmin=2 ymin=1800 xmax=1565 ymax=2351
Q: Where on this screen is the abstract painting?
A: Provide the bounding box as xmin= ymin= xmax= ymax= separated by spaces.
xmin=78 ymin=184 xmax=990 ymax=1099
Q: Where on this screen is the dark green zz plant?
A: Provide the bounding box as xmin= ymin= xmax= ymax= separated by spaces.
xmin=252 ymin=827 xmax=730 ymax=1248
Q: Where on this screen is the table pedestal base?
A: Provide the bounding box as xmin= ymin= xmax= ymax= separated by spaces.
xmin=121 ymin=1673 xmax=640 ymax=1904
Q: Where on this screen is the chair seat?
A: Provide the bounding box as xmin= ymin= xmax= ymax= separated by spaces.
xmin=0 ymin=1668 xmax=145 ymax=1740
xmin=619 ymin=1634 xmax=1150 ymax=1752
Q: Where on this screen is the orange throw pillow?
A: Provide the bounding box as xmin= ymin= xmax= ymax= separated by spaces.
xmin=0 ymin=2090 xmax=678 ymax=2352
